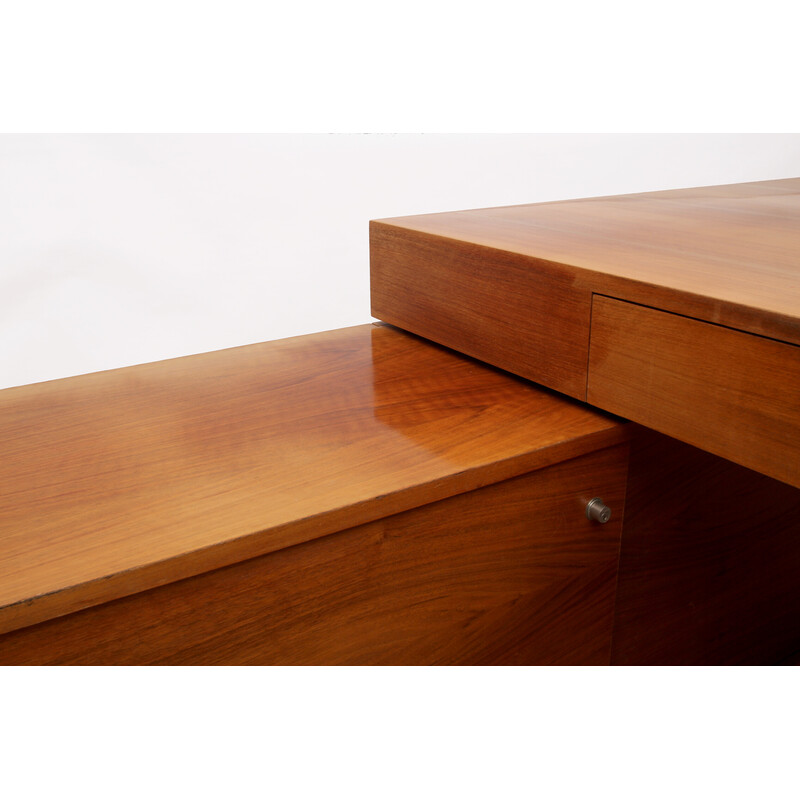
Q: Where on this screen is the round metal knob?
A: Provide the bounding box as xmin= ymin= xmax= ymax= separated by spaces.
xmin=586 ymin=498 xmax=611 ymax=524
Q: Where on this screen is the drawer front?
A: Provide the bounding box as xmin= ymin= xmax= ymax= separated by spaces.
xmin=0 ymin=445 xmax=627 ymax=665
xmin=588 ymin=296 xmax=800 ymax=488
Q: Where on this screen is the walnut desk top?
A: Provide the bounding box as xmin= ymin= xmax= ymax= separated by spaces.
xmin=370 ymin=178 xmax=800 ymax=488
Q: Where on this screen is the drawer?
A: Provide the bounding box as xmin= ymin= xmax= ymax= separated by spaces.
xmin=0 ymin=443 xmax=628 ymax=665
xmin=587 ymin=296 xmax=800 ymax=487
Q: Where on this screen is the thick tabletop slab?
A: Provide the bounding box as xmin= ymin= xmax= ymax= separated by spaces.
xmin=0 ymin=323 xmax=626 ymax=635
xmin=371 ymin=178 xmax=800 ymax=487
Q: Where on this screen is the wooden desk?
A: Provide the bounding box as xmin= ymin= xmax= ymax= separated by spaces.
xmin=370 ymin=178 xmax=800 ymax=488
xmin=370 ymin=178 xmax=800 ymax=664
xmin=4 ymin=178 xmax=800 ymax=664
xmin=0 ymin=324 xmax=628 ymax=664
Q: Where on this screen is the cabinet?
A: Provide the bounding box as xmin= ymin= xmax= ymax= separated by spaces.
xmin=0 ymin=324 xmax=628 ymax=664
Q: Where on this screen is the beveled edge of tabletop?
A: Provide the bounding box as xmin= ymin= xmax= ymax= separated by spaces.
xmin=370 ymin=177 xmax=800 ymax=346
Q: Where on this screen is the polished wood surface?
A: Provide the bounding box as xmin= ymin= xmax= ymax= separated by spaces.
xmin=612 ymin=427 xmax=800 ymax=665
xmin=0 ymin=322 xmax=627 ymax=637
xmin=0 ymin=444 xmax=628 ymax=665
xmin=371 ymin=177 xmax=800 ymax=489
xmin=371 ymin=177 xmax=800 ymax=348
xmin=588 ymin=296 xmax=800 ymax=487
xmin=370 ymin=223 xmax=591 ymax=399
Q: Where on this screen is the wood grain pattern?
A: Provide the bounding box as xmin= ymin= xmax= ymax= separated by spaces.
xmin=0 ymin=445 xmax=628 ymax=665
xmin=371 ymin=178 xmax=800 ymax=348
xmin=370 ymin=223 xmax=592 ymax=399
xmin=587 ymin=296 xmax=800 ymax=487
xmin=612 ymin=427 xmax=800 ymax=665
xmin=371 ymin=180 xmax=800 ymax=492
xmin=0 ymin=322 xmax=627 ymax=636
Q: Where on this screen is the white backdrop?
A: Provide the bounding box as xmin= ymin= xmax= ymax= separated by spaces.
xmin=2 ymin=132 xmax=799 ymax=390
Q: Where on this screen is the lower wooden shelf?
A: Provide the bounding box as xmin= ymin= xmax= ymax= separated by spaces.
xmin=2 ymin=323 xmax=798 ymax=665
xmin=0 ymin=445 xmax=628 ymax=665
xmin=0 ymin=323 xmax=629 ymax=665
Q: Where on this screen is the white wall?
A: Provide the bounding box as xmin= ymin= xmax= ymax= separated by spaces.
xmin=2 ymin=133 xmax=799 ymax=389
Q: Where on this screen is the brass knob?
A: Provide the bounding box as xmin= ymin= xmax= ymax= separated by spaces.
xmin=586 ymin=498 xmax=611 ymax=524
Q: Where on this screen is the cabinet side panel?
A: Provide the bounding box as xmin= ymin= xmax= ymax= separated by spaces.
xmin=0 ymin=446 xmax=628 ymax=665
xmin=370 ymin=222 xmax=591 ymax=400
xmin=613 ymin=427 xmax=800 ymax=665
